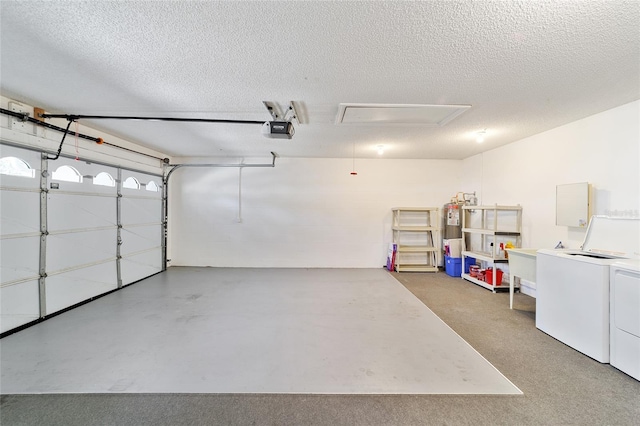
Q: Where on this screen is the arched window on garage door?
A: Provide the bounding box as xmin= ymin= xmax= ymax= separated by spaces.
xmin=146 ymin=180 xmax=160 ymax=192
xmin=0 ymin=156 xmax=36 ymax=178
xmin=52 ymin=165 xmax=82 ymax=183
xmin=93 ymin=172 xmax=115 ymax=187
xmin=123 ymin=176 xmax=140 ymax=189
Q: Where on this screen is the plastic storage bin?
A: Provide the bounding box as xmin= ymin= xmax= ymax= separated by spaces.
xmin=486 ymin=267 xmax=504 ymax=285
xmin=464 ymin=257 xmax=476 ymax=273
xmin=444 ymin=238 xmax=462 ymax=257
xmin=445 ymin=255 xmax=462 ymax=277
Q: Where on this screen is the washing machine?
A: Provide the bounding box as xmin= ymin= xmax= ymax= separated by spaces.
xmin=610 ymin=259 xmax=640 ymax=380
xmin=536 ymin=217 xmax=640 ymax=363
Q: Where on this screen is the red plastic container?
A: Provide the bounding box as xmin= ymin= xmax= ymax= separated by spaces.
xmin=469 ymin=265 xmax=480 ymax=277
xmin=485 ymin=268 xmax=504 ymax=286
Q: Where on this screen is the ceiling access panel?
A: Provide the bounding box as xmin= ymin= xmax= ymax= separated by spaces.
xmin=335 ymin=103 xmax=471 ymax=125
xmin=0 ymin=144 xmax=42 ymax=332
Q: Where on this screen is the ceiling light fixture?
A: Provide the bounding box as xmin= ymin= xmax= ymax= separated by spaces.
xmin=377 ymin=145 xmax=385 ymax=155
xmin=476 ymin=130 xmax=486 ymax=143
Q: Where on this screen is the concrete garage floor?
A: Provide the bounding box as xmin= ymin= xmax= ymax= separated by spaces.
xmin=2 ymin=268 xmax=640 ymax=425
xmin=1 ymin=267 xmax=519 ymax=395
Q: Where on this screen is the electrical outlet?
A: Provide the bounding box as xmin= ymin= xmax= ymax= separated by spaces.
xmin=8 ymin=101 xmax=32 ymax=133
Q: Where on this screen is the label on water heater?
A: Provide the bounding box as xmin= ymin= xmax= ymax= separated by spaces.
xmin=447 ymin=206 xmax=460 ymax=226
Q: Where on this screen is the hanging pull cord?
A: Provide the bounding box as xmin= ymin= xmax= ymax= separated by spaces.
xmin=46 ymin=119 xmax=74 ymax=160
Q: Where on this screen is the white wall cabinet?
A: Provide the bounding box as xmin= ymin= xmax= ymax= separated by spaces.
xmin=461 ymin=205 xmax=522 ymax=291
xmin=392 ymin=207 xmax=440 ymax=272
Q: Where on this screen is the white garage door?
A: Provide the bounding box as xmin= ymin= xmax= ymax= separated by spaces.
xmin=0 ymin=145 xmax=42 ymax=332
xmin=0 ymin=143 xmax=164 ymax=334
xmin=45 ymin=158 xmax=119 ymax=314
xmin=120 ymin=171 xmax=163 ymax=285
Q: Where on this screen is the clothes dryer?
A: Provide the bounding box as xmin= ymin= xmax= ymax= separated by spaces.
xmin=610 ymin=259 xmax=640 ymax=380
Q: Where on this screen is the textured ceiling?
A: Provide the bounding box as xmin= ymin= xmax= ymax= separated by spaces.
xmin=1 ymin=1 xmax=638 ymax=159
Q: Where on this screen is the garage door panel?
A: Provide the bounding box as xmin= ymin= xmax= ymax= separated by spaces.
xmin=0 ymin=145 xmax=41 ymax=190
xmin=48 ymin=194 xmax=116 ymax=231
xmin=121 ymin=249 xmax=162 ymax=285
xmin=121 ymin=197 xmax=162 ymax=225
xmin=1 ymin=191 xmax=40 ymax=235
xmin=0 ymin=237 xmax=40 ymax=284
xmin=121 ymin=172 xmax=162 ymax=197
xmin=48 ymin=158 xmax=117 ymax=195
xmin=121 ymin=225 xmax=161 ymax=255
xmin=120 ymin=171 xmax=163 ymax=286
xmin=0 ymin=279 xmax=40 ymax=333
xmin=0 ymin=174 xmax=40 ymax=190
xmin=45 ymin=261 xmax=117 ymax=314
xmin=47 ymin=229 xmax=117 ymax=273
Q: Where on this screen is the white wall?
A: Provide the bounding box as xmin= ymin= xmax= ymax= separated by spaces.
xmin=169 ymin=158 xmax=461 ymax=268
xmin=169 ymin=101 xmax=640 ymax=271
xmin=461 ymin=100 xmax=640 ymax=295
xmin=8 ymin=95 xmax=636 ymax=279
